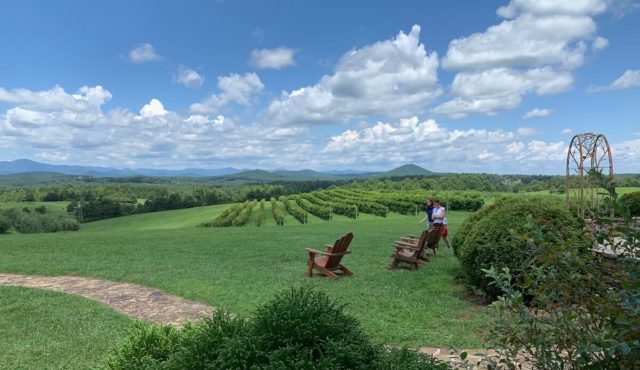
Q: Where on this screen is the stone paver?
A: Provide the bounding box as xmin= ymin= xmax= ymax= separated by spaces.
xmin=0 ymin=273 xmax=213 ymax=325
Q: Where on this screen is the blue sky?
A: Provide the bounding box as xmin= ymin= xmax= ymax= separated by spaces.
xmin=0 ymin=0 xmax=639 ymax=174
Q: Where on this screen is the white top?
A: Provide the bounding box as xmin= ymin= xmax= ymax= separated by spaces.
xmin=433 ymin=206 xmax=447 ymax=224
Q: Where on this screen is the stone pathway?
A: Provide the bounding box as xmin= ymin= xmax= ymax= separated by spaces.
xmin=0 ymin=273 xmax=527 ymax=368
xmin=0 ymin=273 xmax=213 ymax=325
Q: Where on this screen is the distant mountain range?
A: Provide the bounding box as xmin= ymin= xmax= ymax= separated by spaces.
xmin=0 ymin=159 xmax=432 ymax=181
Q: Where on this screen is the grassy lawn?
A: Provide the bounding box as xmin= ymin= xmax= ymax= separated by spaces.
xmin=0 ymin=286 xmax=132 ymax=369
xmin=0 ymin=205 xmax=493 ymax=350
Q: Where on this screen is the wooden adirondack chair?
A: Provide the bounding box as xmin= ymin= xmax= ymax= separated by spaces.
xmin=389 ymin=224 xmax=443 ymax=270
xmin=305 ymin=232 xmax=353 ymax=280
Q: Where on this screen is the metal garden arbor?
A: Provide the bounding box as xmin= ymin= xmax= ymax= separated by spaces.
xmin=565 ymin=133 xmax=613 ymax=218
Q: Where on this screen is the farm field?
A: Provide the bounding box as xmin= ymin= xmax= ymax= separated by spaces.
xmin=0 ymin=204 xmax=492 ymax=358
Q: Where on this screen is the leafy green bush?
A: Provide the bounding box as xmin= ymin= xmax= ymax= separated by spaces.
xmin=621 ymin=191 xmax=640 ymax=217
xmin=456 ymin=197 xmax=591 ymax=299
xmin=252 ymin=287 xmax=375 ymax=367
xmin=0 ymin=214 xmax=11 ymax=233
xmin=371 ymin=347 xmax=451 ymax=370
xmin=1 ymin=209 xmax=79 ymax=233
xmin=107 ymin=288 xmax=450 ymax=370
xmin=106 ymin=322 xmax=182 ymax=370
xmin=165 ymin=311 xmax=255 ymax=369
xmin=478 ymin=173 xmax=640 ymax=369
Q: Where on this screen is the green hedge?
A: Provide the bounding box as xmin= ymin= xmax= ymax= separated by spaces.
xmin=621 ymin=191 xmax=640 ymax=217
xmin=455 ymin=197 xmax=592 ymax=300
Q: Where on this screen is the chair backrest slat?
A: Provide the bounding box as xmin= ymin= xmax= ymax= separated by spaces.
xmin=325 ymin=232 xmax=353 ymax=267
xmin=426 ymin=224 xmax=443 ymax=249
xmin=411 ymin=229 xmax=430 ymax=258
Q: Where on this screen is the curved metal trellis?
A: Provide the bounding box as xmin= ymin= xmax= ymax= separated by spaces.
xmin=565 ymin=133 xmax=613 ymax=219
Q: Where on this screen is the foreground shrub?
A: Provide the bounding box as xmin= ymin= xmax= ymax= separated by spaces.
xmin=165 ymin=311 xmax=255 ymax=369
xmin=621 ymin=191 xmax=640 ymax=217
xmin=107 ymin=288 xmax=450 ymax=369
xmin=252 ymin=287 xmax=375 ymax=368
xmin=456 ymin=197 xmax=591 ymax=299
xmin=106 ymin=322 xmax=182 ymax=370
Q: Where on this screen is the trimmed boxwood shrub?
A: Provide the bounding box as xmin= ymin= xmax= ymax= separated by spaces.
xmin=107 ymin=288 xmax=450 ymax=370
xmin=621 ymin=191 xmax=640 ymax=217
xmin=455 ymin=197 xmax=592 ymax=300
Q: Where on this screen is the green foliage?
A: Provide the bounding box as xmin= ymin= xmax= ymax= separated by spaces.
xmin=295 ymin=196 xmax=331 ymax=220
xmin=1 ymin=208 xmax=79 ymax=233
xmin=252 ymin=288 xmax=371 ymax=357
xmin=34 ymin=205 xmax=47 ymax=214
xmin=107 ymin=288 xmax=450 ymax=370
xmin=371 ymin=347 xmax=451 ymax=370
xmin=474 ymin=172 xmax=640 ymax=369
xmin=255 ymin=199 xmax=265 ymax=226
xmin=164 ymin=311 xmax=253 ymax=370
xmin=0 ymin=214 xmax=10 ymax=233
xmin=79 ymin=199 xmax=137 ymax=223
xmin=203 ymin=202 xmax=250 ymax=227
xmin=621 ymin=191 xmax=640 ymax=217
xmin=302 ymin=193 xmax=358 ymax=218
xmin=106 ymin=322 xmax=182 ymax=370
xmin=456 ymin=197 xmax=590 ymax=299
xmin=323 ymin=189 xmax=388 ymax=217
xmin=270 ymin=197 xmax=284 ymax=225
xmin=280 ymin=195 xmax=307 ymax=223
xmin=232 ymin=200 xmax=255 ymax=226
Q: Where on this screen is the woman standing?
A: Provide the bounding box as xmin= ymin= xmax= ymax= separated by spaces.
xmin=432 ymin=199 xmax=451 ymax=249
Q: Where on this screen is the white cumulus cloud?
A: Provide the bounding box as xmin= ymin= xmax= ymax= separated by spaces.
xmin=588 ymin=69 xmax=640 ymax=92
xmin=592 ymin=36 xmax=609 ymax=51
xmin=190 ymin=73 xmax=264 ymax=114
xmin=139 ymin=99 xmax=168 ymax=118
xmin=0 ymin=85 xmax=111 ymax=112
xmin=129 ymin=43 xmax=161 ymax=63
xmin=176 ymin=66 xmax=204 ymax=88
xmin=522 ymin=108 xmax=553 ymax=119
xmin=264 ymin=25 xmax=441 ymax=126
xmin=250 ymin=47 xmax=296 ymax=69
xmin=436 ymin=0 xmax=607 ymax=118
